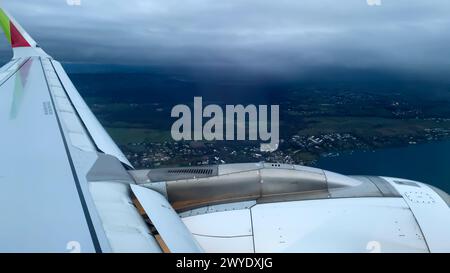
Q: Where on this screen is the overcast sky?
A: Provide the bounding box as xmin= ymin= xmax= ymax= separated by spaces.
xmin=1 ymin=0 xmax=450 ymax=76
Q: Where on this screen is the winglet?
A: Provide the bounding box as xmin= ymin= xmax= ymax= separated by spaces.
xmin=0 ymin=8 xmax=49 ymax=59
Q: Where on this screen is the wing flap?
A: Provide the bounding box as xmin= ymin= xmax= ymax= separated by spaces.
xmin=131 ymin=184 xmax=204 ymax=253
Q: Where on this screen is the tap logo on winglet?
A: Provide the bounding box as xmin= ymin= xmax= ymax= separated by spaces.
xmin=0 ymin=9 xmax=31 ymax=48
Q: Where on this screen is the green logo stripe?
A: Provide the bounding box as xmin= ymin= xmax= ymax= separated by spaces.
xmin=0 ymin=9 xmax=11 ymax=44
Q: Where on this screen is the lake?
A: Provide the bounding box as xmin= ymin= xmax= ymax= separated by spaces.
xmin=315 ymin=140 xmax=450 ymax=193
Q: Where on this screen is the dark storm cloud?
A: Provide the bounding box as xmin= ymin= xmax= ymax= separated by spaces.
xmin=1 ymin=0 xmax=450 ymax=75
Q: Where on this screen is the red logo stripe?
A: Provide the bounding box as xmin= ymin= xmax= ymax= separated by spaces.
xmin=10 ymin=22 xmax=30 ymax=48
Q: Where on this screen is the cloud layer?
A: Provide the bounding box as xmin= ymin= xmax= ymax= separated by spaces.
xmin=1 ymin=0 xmax=450 ymax=76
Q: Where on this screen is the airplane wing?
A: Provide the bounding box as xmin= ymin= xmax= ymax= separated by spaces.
xmin=0 ymin=8 xmax=170 ymax=253
xmin=1 ymin=8 xmax=449 ymax=254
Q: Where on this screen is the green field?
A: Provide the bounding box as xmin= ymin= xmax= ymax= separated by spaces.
xmin=297 ymin=117 xmax=450 ymax=138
